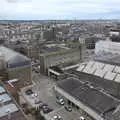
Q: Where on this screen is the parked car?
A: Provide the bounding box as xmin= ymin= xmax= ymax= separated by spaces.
xmin=39 ymin=103 xmax=48 ymax=109
xmin=42 ymin=107 xmax=53 ymax=114
xmin=51 ymin=115 xmax=63 ymax=120
xmin=25 ymin=89 xmax=33 ymax=95
xmin=79 ymin=116 xmax=85 ymax=120
xmin=34 ymin=93 xmax=38 ymax=97
xmin=64 ymin=105 xmax=72 ymax=112
xmin=38 ymin=102 xmax=44 ymax=109
xmin=31 ymin=93 xmax=38 ymax=99
xmin=56 ymin=98 xmax=65 ymax=105
xmin=42 ymin=104 xmax=48 ymax=109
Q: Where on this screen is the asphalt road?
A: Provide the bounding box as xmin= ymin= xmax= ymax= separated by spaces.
xmin=32 ymin=73 xmax=61 ymax=110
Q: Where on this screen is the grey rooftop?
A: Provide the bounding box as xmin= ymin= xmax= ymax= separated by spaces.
xmin=0 ymin=46 xmax=31 ymax=68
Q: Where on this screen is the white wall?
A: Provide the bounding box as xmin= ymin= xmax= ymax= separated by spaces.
xmin=110 ymin=31 xmax=119 ymax=36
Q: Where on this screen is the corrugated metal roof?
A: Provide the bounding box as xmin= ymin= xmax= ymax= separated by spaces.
xmin=67 ymin=70 xmax=120 ymax=99
xmin=58 ymin=78 xmax=120 ymax=115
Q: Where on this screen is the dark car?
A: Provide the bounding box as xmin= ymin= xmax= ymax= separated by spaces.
xmin=64 ymin=106 xmax=72 ymax=112
xmin=39 ymin=103 xmax=48 ymax=109
xmin=42 ymin=107 xmax=53 ymax=114
xmin=39 ymin=103 xmax=44 ymax=109
xmin=25 ymin=89 xmax=33 ymax=95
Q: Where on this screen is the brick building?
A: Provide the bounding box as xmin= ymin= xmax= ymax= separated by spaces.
xmin=40 ymin=44 xmax=84 ymax=75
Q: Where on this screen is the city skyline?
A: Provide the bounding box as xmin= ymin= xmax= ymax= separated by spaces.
xmin=1 ymin=0 xmax=120 ymax=20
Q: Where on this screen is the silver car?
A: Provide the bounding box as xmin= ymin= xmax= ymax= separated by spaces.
xmin=50 ymin=115 xmax=63 ymax=120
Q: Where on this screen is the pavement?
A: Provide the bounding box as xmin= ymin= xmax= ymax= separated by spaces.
xmin=45 ymin=106 xmax=81 ymax=120
xmin=32 ymin=73 xmax=61 ymax=110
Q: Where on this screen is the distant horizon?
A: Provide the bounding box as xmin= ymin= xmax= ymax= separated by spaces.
xmin=1 ymin=0 xmax=120 ymax=20
xmin=0 ymin=19 xmax=120 ymax=21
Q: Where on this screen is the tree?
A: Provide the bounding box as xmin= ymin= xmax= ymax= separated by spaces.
xmin=25 ymin=108 xmax=45 ymax=120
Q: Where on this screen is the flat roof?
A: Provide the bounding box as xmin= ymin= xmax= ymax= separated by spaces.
xmin=57 ymin=78 xmax=120 ymax=114
xmin=41 ymin=45 xmax=63 ymax=53
xmin=0 ymin=94 xmax=11 ymax=103
xmin=0 ymin=103 xmax=18 ymax=118
xmin=0 ymin=86 xmax=5 ymax=94
xmin=67 ymin=69 xmax=120 ymax=99
xmin=0 ymin=83 xmax=26 ymax=120
xmin=0 ymin=110 xmax=26 ymax=120
xmin=40 ymin=44 xmax=70 ymax=56
xmin=93 ymin=53 xmax=120 ymax=66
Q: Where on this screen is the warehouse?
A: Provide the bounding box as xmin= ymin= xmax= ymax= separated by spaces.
xmin=54 ymin=78 xmax=120 ymax=120
xmin=67 ymin=60 xmax=120 ymax=99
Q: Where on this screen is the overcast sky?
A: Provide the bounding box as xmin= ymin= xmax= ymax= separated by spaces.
xmin=0 ymin=0 xmax=120 ymax=20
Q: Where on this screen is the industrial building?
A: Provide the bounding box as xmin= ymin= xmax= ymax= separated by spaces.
xmin=54 ymin=41 xmax=120 ymax=120
xmin=0 ymin=46 xmax=32 ymax=88
xmin=72 ymin=61 xmax=120 ymax=98
xmin=40 ymin=44 xmax=84 ymax=75
xmin=0 ymin=84 xmax=26 ymax=120
xmin=54 ymin=78 xmax=120 ymax=120
xmin=54 ymin=60 xmax=120 ymax=120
